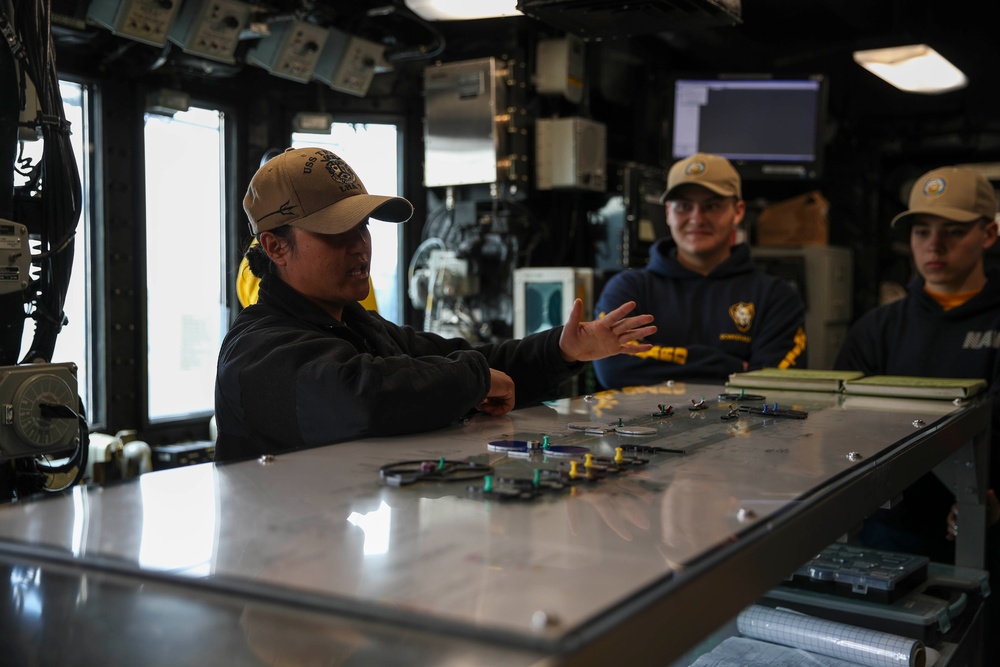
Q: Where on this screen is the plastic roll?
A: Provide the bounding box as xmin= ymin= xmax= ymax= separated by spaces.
xmin=736 ymin=605 xmax=926 ymax=667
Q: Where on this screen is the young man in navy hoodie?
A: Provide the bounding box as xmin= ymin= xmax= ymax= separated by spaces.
xmin=835 ymin=165 xmax=999 ymax=661
xmin=593 ymin=152 xmax=807 ymax=388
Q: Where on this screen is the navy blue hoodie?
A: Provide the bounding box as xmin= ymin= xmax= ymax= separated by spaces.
xmin=836 ymin=269 xmax=1000 ymax=491
xmin=593 ymin=239 xmax=807 ymax=388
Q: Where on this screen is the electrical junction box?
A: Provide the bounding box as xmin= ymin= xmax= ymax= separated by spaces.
xmin=535 ymin=35 xmax=585 ymax=103
xmin=87 ymin=0 xmax=183 ymax=47
xmin=0 ymin=220 xmax=30 ymax=295
xmin=0 ymin=363 xmax=79 ymax=461
xmin=424 ymin=58 xmax=508 ymax=187
xmin=247 ymin=19 xmax=329 ymax=84
xmin=313 ymin=27 xmax=385 ymax=97
xmin=535 ymin=117 xmax=607 ymax=191
xmin=168 ymin=0 xmax=251 ymax=64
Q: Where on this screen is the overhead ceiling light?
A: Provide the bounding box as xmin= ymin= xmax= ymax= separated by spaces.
xmin=853 ymin=44 xmax=967 ymax=94
xmin=404 ymin=0 xmax=521 ymax=20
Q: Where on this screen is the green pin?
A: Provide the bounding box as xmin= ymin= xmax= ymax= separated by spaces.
xmin=437 ymin=457 xmax=446 ymax=470
xmin=483 ymin=475 xmax=493 ymax=493
xmin=542 ymin=435 xmax=550 ymax=449
xmin=618 ymin=417 xmax=623 ymax=427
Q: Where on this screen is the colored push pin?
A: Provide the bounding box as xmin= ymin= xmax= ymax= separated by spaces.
xmin=618 ymin=417 xmax=624 ymax=427
xmin=584 ymin=453 xmax=594 ymax=468
xmin=773 ymin=402 xmax=779 ymax=413
xmin=614 ymin=447 xmax=624 ymax=464
xmin=420 ymin=461 xmax=434 ymax=473
xmin=569 ymin=461 xmax=579 ymax=479
xmin=437 ymin=457 xmax=446 ymax=471
xmin=483 ymin=475 xmax=494 ymax=493
xmin=542 ymin=435 xmax=551 ymax=449
xmin=761 ymin=402 xmax=769 ymax=414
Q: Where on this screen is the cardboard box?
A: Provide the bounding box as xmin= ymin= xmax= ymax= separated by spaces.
xmin=756 ymin=190 xmax=829 ymax=246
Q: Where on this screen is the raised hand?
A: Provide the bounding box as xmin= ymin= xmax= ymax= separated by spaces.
xmin=558 ymin=299 xmax=656 ymax=363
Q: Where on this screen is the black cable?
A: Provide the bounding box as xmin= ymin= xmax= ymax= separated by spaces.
xmin=12 ymin=397 xmax=90 ymax=498
xmin=11 ymin=0 xmax=81 ymax=364
xmin=1 ymin=0 xmax=26 ymax=367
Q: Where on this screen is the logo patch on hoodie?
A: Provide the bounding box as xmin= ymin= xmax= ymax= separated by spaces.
xmin=729 ymin=302 xmax=755 ymax=332
xmin=963 ymin=329 xmax=999 ymax=350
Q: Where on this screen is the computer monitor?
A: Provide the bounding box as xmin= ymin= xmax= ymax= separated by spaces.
xmin=513 ymin=268 xmax=594 ymax=339
xmin=671 ymin=75 xmax=827 ymax=181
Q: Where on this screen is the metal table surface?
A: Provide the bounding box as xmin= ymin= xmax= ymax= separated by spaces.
xmin=0 ymin=383 xmax=989 ymax=666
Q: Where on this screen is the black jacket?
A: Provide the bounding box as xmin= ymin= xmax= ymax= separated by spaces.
xmin=215 ymin=274 xmax=581 ymax=462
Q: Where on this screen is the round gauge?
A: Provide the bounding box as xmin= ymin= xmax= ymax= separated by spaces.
xmin=13 ymin=372 xmax=77 ymax=450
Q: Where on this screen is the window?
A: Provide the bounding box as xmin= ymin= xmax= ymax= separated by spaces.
xmin=144 ymin=106 xmax=226 ymax=421
xmin=292 ymin=123 xmax=403 ymax=323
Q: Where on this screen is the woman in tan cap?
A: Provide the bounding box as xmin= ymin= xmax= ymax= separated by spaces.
xmin=214 ymin=147 xmax=656 ymax=462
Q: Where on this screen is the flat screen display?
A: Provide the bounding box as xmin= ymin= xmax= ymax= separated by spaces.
xmin=672 ymin=77 xmax=826 ymax=180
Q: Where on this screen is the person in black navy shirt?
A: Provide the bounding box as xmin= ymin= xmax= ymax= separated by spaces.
xmin=835 ymin=165 xmax=1000 ymax=662
xmin=593 ymin=153 xmax=807 ymax=388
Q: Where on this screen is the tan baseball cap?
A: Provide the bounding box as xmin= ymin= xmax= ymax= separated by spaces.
xmin=659 ymin=152 xmax=742 ymax=203
xmin=244 ymin=147 xmax=414 ymax=235
xmin=891 ymin=166 xmax=998 ymax=227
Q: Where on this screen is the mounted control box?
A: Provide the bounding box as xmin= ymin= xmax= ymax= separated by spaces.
xmin=87 ymin=0 xmax=183 ymax=47
xmin=314 ymin=27 xmax=385 ymax=97
xmin=169 ymin=0 xmax=251 ymax=64
xmin=247 ymin=19 xmax=329 ymax=83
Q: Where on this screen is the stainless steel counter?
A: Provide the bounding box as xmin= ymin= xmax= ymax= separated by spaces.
xmin=0 ymin=383 xmax=989 ymax=666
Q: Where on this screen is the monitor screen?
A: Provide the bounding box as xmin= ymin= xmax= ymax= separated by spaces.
xmin=671 ymin=76 xmax=826 ymax=180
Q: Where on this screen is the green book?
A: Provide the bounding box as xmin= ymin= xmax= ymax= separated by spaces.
xmin=842 ymin=375 xmax=987 ymax=400
xmin=726 ymin=368 xmax=865 ymax=392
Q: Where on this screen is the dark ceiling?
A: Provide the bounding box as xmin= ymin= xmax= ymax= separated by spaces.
xmin=348 ymin=0 xmax=1000 ymax=129
xmin=510 ymin=0 xmax=1000 ymax=150
xmin=48 ymin=0 xmax=1000 ymax=143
